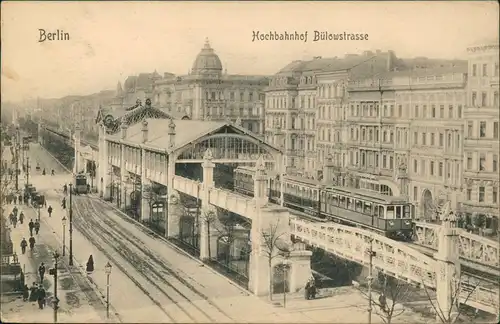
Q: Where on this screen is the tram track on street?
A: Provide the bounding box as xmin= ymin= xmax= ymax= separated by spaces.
xmin=71 ymin=194 xmax=234 ymax=323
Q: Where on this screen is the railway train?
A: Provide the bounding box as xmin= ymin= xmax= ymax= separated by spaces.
xmin=73 ymin=173 xmax=89 ymax=194
xmin=233 ymin=166 xmax=414 ymax=240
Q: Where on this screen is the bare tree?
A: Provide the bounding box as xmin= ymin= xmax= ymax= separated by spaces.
xmin=355 ymin=273 xmax=412 ymax=324
xmin=420 ymin=274 xmax=489 ymax=324
xmin=261 ymin=219 xmax=292 ymax=301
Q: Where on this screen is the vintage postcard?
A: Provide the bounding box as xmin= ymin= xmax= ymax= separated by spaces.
xmin=1 ymin=1 xmax=499 ymax=323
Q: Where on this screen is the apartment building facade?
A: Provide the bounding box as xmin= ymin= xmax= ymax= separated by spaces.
xmin=462 ymin=41 xmax=499 ymax=229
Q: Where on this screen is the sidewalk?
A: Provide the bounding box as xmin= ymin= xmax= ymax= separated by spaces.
xmin=4 ymin=202 xmax=104 ymax=323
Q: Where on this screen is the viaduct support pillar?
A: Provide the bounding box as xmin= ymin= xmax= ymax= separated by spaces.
xmin=200 ymin=149 xmax=215 ymax=261
xmin=434 ymin=210 xmax=461 ymax=323
xmin=120 ymin=125 xmax=127 ymax=210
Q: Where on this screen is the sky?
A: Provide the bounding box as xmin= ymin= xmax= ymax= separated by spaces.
xmin=1 ymin=1 xmax=498 ymax=103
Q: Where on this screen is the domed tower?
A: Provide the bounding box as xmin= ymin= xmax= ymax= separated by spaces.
xmin=191 ymin=38 xmax=223 ymax=77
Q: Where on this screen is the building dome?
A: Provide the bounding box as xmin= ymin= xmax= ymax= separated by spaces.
xmin=191 ymin=38 xmax=223 ymax=74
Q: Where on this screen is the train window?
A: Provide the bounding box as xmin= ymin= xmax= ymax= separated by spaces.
xmin=332 ymin=195 xmax=338 ymax=205
xmin=364 ymin=202 xmax=372 ymax=214
xmin=377 ymin=205 xmax=384 ymax=218
xmin=386 ymin=206 xmax=395 ymax=219
xmin=396 ymin=206 xmax=402 ymax=219
xmin=355 ymin=200 xmax=363 ymax=212
xmin=404 ymin=205 xmax=411 ymax=218
xmin=339 ymin=196 xmax=346 ymax=207
xmin=347 ymin=198 xmax=353 ymax=210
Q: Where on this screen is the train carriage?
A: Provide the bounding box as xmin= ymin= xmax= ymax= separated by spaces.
xmin=233 ymin=166 xmax=414 ymax=240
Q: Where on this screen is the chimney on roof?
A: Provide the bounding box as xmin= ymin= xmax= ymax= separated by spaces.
xmin=142 ymin=120 xmax=148 ymax=143
xmin=168 ymin=119 xmax=176 ymax=149
xmin=121 ymin=123 xmax=128 ymax=140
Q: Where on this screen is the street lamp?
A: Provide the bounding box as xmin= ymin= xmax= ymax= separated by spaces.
xmin=68 ymin=183 xmax=74 ymax=266
xmin=104 ymin=262 xmax=112 ymax=319
xmin=49 ymin=251 xmax=60 ymax=323
xmin=61 ymin=217 xmax=67 ymax=256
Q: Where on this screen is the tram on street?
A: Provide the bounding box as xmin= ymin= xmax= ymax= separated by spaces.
xmin=73 ymin=173 xmax=89 ymax=194
xmin=234 ymin=166 xmax=414 ymax=240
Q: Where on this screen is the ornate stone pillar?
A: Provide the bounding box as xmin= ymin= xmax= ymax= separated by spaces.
xmin=253 ymin=156 xmax=268 ymax=208
xmin=120 ymin=125 xmax=127 ymax=210
xmin=322 ymin=154 xmax=334 ymax=185
xmin=166 ymin=156 xmax=179 ymax=238
xmin=434 ymin=209 xmax=460 ymax=322
xmin=200 ymin=149 xmax=215 ymax=261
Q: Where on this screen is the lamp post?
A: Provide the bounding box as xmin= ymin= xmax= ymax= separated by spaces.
xmin=68 ymin=183 xmax=74 ymax=266
xmin=37 ymin=204 xmax=41 ymax=222
xmin=26 ymin=156 xmax=30 ymax=186
xmin=104 ymin=262 xmax=112 ymax=319
xmin=61 ymin=217 xmax=67 ymax=256
xmin=50 ymin=251 xmax=60 ymax=323
xmin=366 ymin=237 xmax=376 ymax=324
xmin=100 ymin=177 xmax=103 ymax=198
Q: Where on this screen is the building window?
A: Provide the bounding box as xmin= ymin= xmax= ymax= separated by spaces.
xmin=240 ymin=92 xmax=244 ymax=101
xmin=472 ymin=92 xmax=477 ymax=106
xmin=431 ymin=133 xmax=435 ymax=146
xmin=482 ymin=63 xmax=488 ymax=76
xmin=421 ymin=159 xmax=426 ymax=176
xmin=467 ymin=121 xmax=473 ymax=138
xmin=422 ymin=105 xmax=427 ymax=117
xmin=472 ymin=64 xmax=477 ymax=77
xmin=211 ymin=92 xmax=216 ymax=100
xmin=494 ymin=122 xmax=498 ymax=139
xmin=422 ymin=133 xmax=426 ymax=145
xmin=494 ymin=186 xmax=498 ymax=204
xmin=230 ymin=92 xmax=235 ymax=100
xmin=389 ymin=156 xmax=393 ymax=169
xmin=413 ymin=186 xmax=418 ymax=201
xmin=249 ymin=92 xmax=253 ymax=101
xmin=430 ymin=161 xmax=435 ymax=175
xmin=447 ymin=162 xmax=451 ymax=178
xmin=439 ymin=105 xmax=444 ymax=118
xmin=431 ymin=105 xmax=436 ymax=118
xmin=495 ymin=92 xmax=499 ymax=107
xmin=494 ymin=154 xmax=498 ymax=172
xmin=414 ymin=105 xmax=419 ymax=118
xmin=479 ymin=121 xmax=486 ymax=138
xmin=439 ymin=162 xmax=443 ymax=177
xmin=457 ymin=105 xmax=462 ymax=118
xmin=482 ymin=92 xmax=487 ymax=107
xmin=448 ymin=105 xmax=453 ymax=118
xmin=479 ymin=153 xmax=486 ymax=171
xmin=383 ymin=155 xmax=387 ymax=168
xmin=413 ymin=132 xmax=418 ymax=145
xmin=495 ymin=62 xmax=499 ymax=77
xmin=413 ymin=159 xmax=417 ymax=173
xmin=466 ymin=188 xmax=472 ymax=200
xmin=447 ymin=133 xmax=451 ymax=148
xmin=439 ymin=133 xmax=444 ymax=147
xmin=467 ymin=153 xmax=472 ymax=170
xmin=398 ymin=105 xmax=402 ymax=117
xmin=479 ymin=186 xmax=485 ymax=202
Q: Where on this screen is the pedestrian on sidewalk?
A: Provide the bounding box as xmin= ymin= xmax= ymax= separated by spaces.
xmin=13 ymin=206 xmax=18 ymax=217
xmin=86 ymin=255 xmax=94 ymax=273
xmin=62 ymin=197 xmax=66 ymax=210
xmin=38 ymin=263 xmax=46 ymax=283
xmin=34 ymin=220 xmax=40 ymax=235
xmin=20 ymin=238 xmax=28 ymax=254
xmin=63 ymin=184 xmax=67 ymax=195
xmin=37 ymin=286 xmax=46 ymax=309
xmin=29 ymin=235 xmax=36 ymax=251
xmin=20 ymin=194 xmax=24 ymax=205
xmin=12 ymin=214 xmax=18 ymax=228
xmin=13 ymin=195 xmax=17 ymax=204
xmin=9 ymin=212 xmax=15 ymax=225
xmin=29 ymin=219 xmax=35 ymax=236
xmin=29 ymin=282 xmax=38 ymax=302
xmin=47 ymin=205 xmax=53 ymax=217
xmin=22 ymin=284 xmax=29 ymax=301
xmin=19 ymin=211 xmax=25 ymax=224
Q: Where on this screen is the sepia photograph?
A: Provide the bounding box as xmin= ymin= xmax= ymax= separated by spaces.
xmin=0 ymin=1 xmax=499 ymax=323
